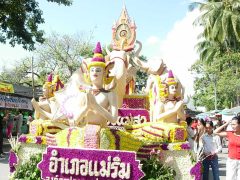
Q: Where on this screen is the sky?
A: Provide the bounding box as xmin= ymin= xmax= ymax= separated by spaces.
xmin=0 ymin=0 xmax=202 ymax=96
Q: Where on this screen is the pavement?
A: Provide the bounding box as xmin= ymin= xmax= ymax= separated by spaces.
xmin=209 ymin=148 xmax=227 ymax=180
xmin=0 ymin=138 xmax=11 ymax=180
xmin=0 ymin=138 xmax=228 ymax=180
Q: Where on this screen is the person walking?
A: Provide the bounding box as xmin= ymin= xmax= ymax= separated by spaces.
xmin=186 ymin=117 xmax=198 ymax=152
xmin=202 ymin=121 xmax=221 ymax=180
xmin=27 ymin=112 xmax=33 ymax=133
xmin=0 ymin=112 xmax=5 ymax=158
xmin=16 ymin=110 xmax=23 ymax=136
xmin=214 ymin=116 xmax=240 ymax=180
xmin=4 ymin=111 xmax=14 ymax=138
xmin=195 ymin=119 xmax=206 ymax=153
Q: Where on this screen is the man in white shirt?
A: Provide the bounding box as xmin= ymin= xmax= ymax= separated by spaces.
xmin=202 ymin=121 xmax=222 ymax=180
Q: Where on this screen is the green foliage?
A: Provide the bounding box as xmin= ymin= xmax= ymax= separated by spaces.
xmin=47 ymin=0 xmax=72 ymax=6
xmin=190 ymin=0 xmax=240 ymax=65
xmin=191 ymin=52 xmax=240 ymax=110
xmin=141 ymin=153 xmax=176 ymax=180
xmin=191 ymin=0 xmax=240 ymax=45
xmin=135 ymin=55 xmax=148 ymax=93
xmin=0 ymin=0 xmax=72 ymax=50
xmin=11 ymin=153 xmax=42 ymax=180
xmin=189 ymin=1 xmax=240 ymax=109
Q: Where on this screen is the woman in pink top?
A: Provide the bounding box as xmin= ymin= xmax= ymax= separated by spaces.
xmin=214 ymin=116 xmax=240 ymax=180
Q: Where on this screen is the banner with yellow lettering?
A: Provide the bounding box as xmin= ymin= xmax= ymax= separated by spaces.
xmin=0 ymin=82 xmax=14 ymax=93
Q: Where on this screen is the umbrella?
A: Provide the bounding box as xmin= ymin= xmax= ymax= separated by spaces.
xmin=196 ymin=112 xmax=213 ymax=119
xmin=219 ymin=108 xmax=234 ymax=116
xmin=230 ymin=106 xmax=240 ymax=115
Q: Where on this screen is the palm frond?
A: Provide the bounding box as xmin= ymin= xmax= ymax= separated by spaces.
xmin=188 ymin=2 xmax=203 ymax=12
xmin=231 ymin=14 xmax=240 ymax=41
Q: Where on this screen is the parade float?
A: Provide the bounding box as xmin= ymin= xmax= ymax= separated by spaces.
xmin=8 ymin=6 xmax=200 ymax=180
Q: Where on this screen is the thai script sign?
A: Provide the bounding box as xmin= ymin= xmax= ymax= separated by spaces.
xmin=0 ymin=94 xmax=32 ymax=110
xmin=0 ymin=82 xmax=14 ymax=93
xmin=108 ymin=108 xmax=150 ymax=127
xmin=38 ymin=147 xmax=144 ymax=180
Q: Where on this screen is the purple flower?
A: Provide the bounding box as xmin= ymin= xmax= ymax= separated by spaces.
xmin=190 ymin=162 xmax=202 ymax=180
xmin=18 ymin=135 xmax=27 ymax=143
xmin=161 ymin=143 xmax=169 ymax=150
xmin=180 ymin=143 xmax=191 ymax=150
xmin=9 ymin=151 xmax=18 ymax=173
xmin=36 ymin=136 xmax=43 ymax=144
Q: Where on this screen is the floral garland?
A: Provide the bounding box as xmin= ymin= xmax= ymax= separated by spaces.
xmin=190 ymin=161 xmax=202 ymax=180
xmin=9 ymin=151 xmax=18 ymax=173
xmin=123 ymin=94 xmax=149 ymax=109
xmin=19 ymin=135 xmax=47 ymax=145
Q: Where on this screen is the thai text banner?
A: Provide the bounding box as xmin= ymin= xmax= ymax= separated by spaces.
xmin=38 ymin=146 xmax=144 ymax=180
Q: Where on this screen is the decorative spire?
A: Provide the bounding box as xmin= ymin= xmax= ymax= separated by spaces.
xmin=118 ymin=3 xmax=130 ymax=24
xmin=111 ymin=4 xmax=137 ymax=51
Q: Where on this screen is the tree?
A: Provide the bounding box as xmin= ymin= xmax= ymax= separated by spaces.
xmin=191 ymin=52 xmax=240 ymax=110
xmin=0 ymin=32 xmax=94 ymax=86
xmin=0 ymin=0 xmax=72 ymax=50
xmin=189 ymin=1 xmax=240 ymax=109
xmin=195 ymin=38 xmax=223 ymax=64
xmin=135 ymin=55 xmax=148 ymax=93
xmin=190 ymin=0 xmax=240 ymax=47
xmin=190 ymin=0 xmax=240 ymax=65
xmin=35 ymin=32 xmax=94 ymax=79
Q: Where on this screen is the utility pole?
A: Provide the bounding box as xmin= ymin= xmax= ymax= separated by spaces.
xmin=214 ymin=80 xmax=217 ymax=111
xmin=31 ymin=57 xmax=35 ymax=98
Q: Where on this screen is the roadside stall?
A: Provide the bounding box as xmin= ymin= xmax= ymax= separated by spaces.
xmin=0 ymin=82 xmax=34 ymax=136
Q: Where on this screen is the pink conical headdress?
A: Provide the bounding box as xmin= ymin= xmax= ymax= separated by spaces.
xmin=92 ymin=42 xmax=105 ymax=63
xmin=166 ymin=70 xmax=177 ymax=85
xmin=88 ymin=42 xmax=106 ymax=69
xmin=47 ymin=73 xmax=53 ymax=82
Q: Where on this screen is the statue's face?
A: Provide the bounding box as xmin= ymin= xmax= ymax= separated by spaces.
xmin=89 ymin=66 xmax=104 ymax=83
xmin=168 ymin=84 xmax=177 ymax=95
xmin=43 ymin=86 xmax=50 ymax=98
xmin=42 ymin=83 xmax=53 ymax=98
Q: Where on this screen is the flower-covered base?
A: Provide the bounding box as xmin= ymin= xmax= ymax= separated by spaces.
xmin=14 ymin=143 xmax=47 ymax=169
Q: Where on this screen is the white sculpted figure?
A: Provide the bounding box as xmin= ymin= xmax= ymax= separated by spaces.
xmin=32 ymin=42 xmax=118 ymax=127
xmin=55 ymin=42 xmax=118 ymax=127
xmin=154 ymin=70 xmax=185 ymax=123
xmin=31 ymin=73 xmax=65 ymax=121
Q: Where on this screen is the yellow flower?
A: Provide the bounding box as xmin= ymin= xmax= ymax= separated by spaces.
xmin=42 ymin=137 xmax=47 ymax=145
xmin=173 ymin=144 xmax=181 ymax=151
xmin=26 ymin=136 xmax=33 ymax=143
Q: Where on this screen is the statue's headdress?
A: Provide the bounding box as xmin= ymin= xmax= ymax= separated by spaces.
xmin=166 ymin=70 xmax=177 ymax=85
xmin=43 ymin=73 xmax=54 ymax=98
xmin=52 ymin=75 xmax=64 ymax=92
xmin=82 ymin=42 xmax=114 ymax=86
xmin=88 ymin=42 xmax=106 ymax=70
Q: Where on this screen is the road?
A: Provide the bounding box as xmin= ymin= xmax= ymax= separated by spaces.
xmin=0 ymin=138 xmax=11 ymax=180
xmin=209 ymin=148 xmax=227 ymax=180
xmin=0 ymin=138 xmax=228 ymax=180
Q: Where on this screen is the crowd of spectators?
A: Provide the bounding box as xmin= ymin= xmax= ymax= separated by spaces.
xmin=186 ymin=115 xmax=240 ymax=180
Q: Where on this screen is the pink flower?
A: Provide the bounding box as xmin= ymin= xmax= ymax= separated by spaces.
xmin=150 ymin=149 xmax=156 ymax=155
